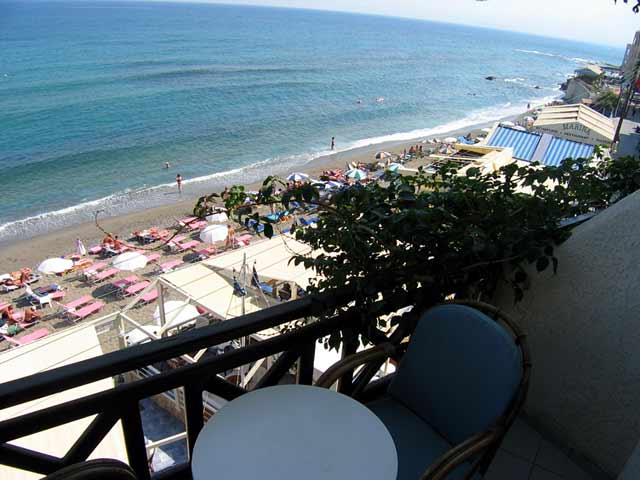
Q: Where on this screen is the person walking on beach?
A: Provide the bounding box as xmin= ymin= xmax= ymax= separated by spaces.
xmin=176 ymin=174 xmax=183 ymax=194
xmin=75 ymin=238 xmax=87 ymax=257
xmin=331 ymin=137 xmax=335 ymax=150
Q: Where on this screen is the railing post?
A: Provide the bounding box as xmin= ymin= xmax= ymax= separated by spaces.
xmin=183 ymin=383 xmax=204 ymax=458
xmin=121 ymin=401 xmax=150 ymax=480
xmin=296 ymin=340 xmax=316 ymax=385
xmin=338 ymin=328 xmax=358 ymax=395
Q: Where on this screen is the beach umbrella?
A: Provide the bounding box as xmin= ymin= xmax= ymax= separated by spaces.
xmin=512 ymin=125 xmax=527 ymax=131
xmin=387 ymin=163 xmax=403 ymax=173
xmin=481 ymin=127 xmax=493 ymax=133
xmin=112 ymin=251 xmax=148 ymax=271
xmin=375 ymin=151 xmax=392 ymax=160
xmin=124 ymin=325 xmax=161 ymax=346
xmin=524 ymin=116 xmax=535 ymax=123
xmin=154 ymin=300 xmax=200 ymax=330
xmin=500 ymin=121 xmax=515 ymax=127
xmin=37 ymin=258 xmax=74 ymax=275
xmin=326 ymin=180 xmax=343 ymax=189
xmin=205 ymin=212 xmax=228 ymax=223
xmin=286 ymin=172 xmax=309 ymax=182
xmin=200 ymin=224 xmax=228 ymax=244
xmin=346 ymin=169 xmax=368 ymax=180
xmin=443 ymin=137 xmax=458 ymax=144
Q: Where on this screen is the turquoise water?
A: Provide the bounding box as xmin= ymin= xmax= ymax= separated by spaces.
xmin=0 ymin=1 xmax=623 ymax=242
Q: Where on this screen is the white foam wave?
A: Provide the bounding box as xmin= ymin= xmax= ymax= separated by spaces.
xmin=0 ymin=92 xmax=561 ymax=244
xmin=515 ymin=49 xmax=601 ymax=65
xmin=504 ymin=78 xmax=526 ymax=83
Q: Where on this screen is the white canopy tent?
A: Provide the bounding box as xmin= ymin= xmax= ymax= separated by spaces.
xmin=199 ymin=224 xmax=228 ymax=244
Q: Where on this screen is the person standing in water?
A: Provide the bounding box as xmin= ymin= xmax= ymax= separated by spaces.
xmin=164 ymin=161 xmax=170 ymax=169
xmin=176 ymin=174 xmax=183 ymax=194
xmin=331 ymin=137 xmax=335 ymax=150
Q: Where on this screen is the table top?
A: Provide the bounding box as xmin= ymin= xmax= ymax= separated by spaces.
xmin=192 ymin=384 xmax=397 ymax=480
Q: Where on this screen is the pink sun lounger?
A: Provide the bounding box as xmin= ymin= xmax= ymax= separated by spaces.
xmin=90 ymin=268 xmax=119 ymax=284
xmin=195 ymin=246 xmax=217 ymax=260
xmin=84 ymin=261 xmax=107 ymax=274
xmin=61 ymin=295 xmax=93 ymax=313
xmin=178 ymin=217 xmax=197 ymax=226
xmin=3 ymin=328 xmax=49 ymax=347
xmin=68 ymin=301 xmax=105 ymax=321
xmin=159 ymin=259 xmax=184 ymax=274
xmin=112 ymin=275 xmax=139 ymax=290
xmin=88 ymin=245 xmax=103 ymax=255
xmin=137 ymin=288 xmax=159 ymax=306
xmin=145 ymin=253 xmax=161 ymax=263
xmin=124 ymin=280 xmax=150 ymax=297
xmin=178 ymin=240 xmax=202 ymax=252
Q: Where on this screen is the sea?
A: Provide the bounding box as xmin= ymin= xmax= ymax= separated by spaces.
xmin=0 ymin=1 xmax=624 ymax=243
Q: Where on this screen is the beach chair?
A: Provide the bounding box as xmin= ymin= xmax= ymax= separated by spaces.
xmin=137 ymin=288 xmax=159 ymax=306
xmin=144 ymin=253 xmax=161 ymax=264
xmin=89 ymin=268 xmax=119 ymax=285
xmin=82 ymin=261 xmax=107 ymax=281
xmin=68 ymin=301 xmax=105 ymax=322
xmin=165 ymin=235 xmax=187 ymax=252
xmin=88 ymin=246 xmax=103 ymax=255
xmin=112 ymin=275 xmax=139 ymax=296
xmin=123 ymin=280 xmax=150 ymax=297
xmin=2 ymin=328 xmax=49 ymax=347
xmin=195 ymin=246 xmax=217 ymax=261
xmin=178 ymin=216 xmax=197 ymax=226
xmin=178 ymin=240 xmax=202 ymax=252
xmin=234 ymin=234 xmax=253 ymax=248
xmin=61 ymin=295 xmax=93 ymax=315
xmin=158 ymin=259 xmax=184 ymax=274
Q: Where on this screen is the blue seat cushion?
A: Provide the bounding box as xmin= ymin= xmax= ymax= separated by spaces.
xmin=388 ymin=304 xmax=522 ymax=445
xmin=367 ymin=397 xmax=480 ymax=480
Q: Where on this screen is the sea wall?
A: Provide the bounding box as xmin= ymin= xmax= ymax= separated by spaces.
xmin=494 ymin=191 xmax=640 ymax=476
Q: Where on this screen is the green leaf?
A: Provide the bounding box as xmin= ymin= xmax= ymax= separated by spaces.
xmin=263 ymin=223 xmax=274 ymax=238
xmin=536 ymin=256 xmax=550 ymax=272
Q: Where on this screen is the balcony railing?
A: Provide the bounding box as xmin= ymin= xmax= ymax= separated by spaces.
xmin=0 ymin=286 xmax=423 ymax=480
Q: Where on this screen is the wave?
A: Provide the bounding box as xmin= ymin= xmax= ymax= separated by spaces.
xmin=515 ymin=49 xmax=602 ymax=65
xmin=0 ymin=92 xmax=561 ymax=244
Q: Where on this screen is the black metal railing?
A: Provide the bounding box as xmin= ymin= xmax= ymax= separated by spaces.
xmin=0 ymin=287 xmax=421 ymax=480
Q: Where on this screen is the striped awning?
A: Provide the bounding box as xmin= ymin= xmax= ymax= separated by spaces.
xmin=487 ymin=126 xmax=541 ymax=161
xmin=542 ymin=138 xmax=595 ymax=166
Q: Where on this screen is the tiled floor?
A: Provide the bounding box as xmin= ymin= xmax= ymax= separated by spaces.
xmin=485 ymin=418 xmax=595 ymax=480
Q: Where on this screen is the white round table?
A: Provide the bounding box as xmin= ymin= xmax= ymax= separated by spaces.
xmin=191 ymin=385 xmax=397 ymax=480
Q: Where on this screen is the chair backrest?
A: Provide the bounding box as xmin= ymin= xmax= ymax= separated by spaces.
xmin=388 ymin=304 xmax=522 ymax=445
xmin=43 ymin=459 xmax=137 ymax=480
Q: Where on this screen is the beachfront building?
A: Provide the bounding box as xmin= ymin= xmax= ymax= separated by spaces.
xmin=531 ymin=104 xmax=615 ymax=146
xmin=484 ymin=125 xmax=596 ymax=164
xmin=575 ymin=64 xmax=603 ymax=82
xmin=622 ymin=30 xmax=640 ymax=83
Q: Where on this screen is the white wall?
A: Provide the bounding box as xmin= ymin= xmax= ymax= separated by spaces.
xmin=495 ymin=191 xmax=640 ymax=476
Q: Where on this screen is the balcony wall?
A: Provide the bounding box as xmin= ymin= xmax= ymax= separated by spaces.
xmin=495 ymin=190 xmax=640 ymax=477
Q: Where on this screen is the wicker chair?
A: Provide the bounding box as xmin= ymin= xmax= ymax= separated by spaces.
xmin=42 ymin=459 xmax=138 ymax=480
xmin=316 ymin=301 xmax=531 ymax=480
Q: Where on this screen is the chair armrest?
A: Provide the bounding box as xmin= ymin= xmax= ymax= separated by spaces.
xmin=420 ymin=428 xmax=503 ymax=480
xmin=316 ymin=343 xmax=396 ymax=389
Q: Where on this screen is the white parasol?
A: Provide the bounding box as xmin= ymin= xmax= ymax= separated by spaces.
xmin=124 ymin=325 xmax=161 ymax=346
xmin=205 ymin=212 xmax=229 ymax=223
xmin=154 ymin=301 xmax=200 ymax=330
xmin=200 ymin=224 xmax=228 ymax=243
xmin=443 ymin=137 xmax=458 ymax=144
xmin=375 ymin=151 xmax=392 ymax=160
xmin=37 ymin=258 xmax=74 ymax=275
xmin=112 ymin=251 xmax=148 ymax=271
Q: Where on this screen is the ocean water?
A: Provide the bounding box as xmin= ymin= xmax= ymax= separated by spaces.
xmin=0 ymin=1 xmax=623 ymax=243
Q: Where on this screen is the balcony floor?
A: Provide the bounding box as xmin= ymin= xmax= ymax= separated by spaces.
xmin=485 ymin=418 xmax=599 ymax=480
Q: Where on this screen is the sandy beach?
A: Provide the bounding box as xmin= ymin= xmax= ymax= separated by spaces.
xmin=0 ymin=114 xmax=523 ymax=274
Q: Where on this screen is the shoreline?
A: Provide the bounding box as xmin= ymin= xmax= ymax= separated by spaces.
xmin=0 ymin=107 xmax=533 ymax=273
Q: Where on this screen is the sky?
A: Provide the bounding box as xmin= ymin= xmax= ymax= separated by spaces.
xmin=147 ymin=0 xmax=639 ymax=47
